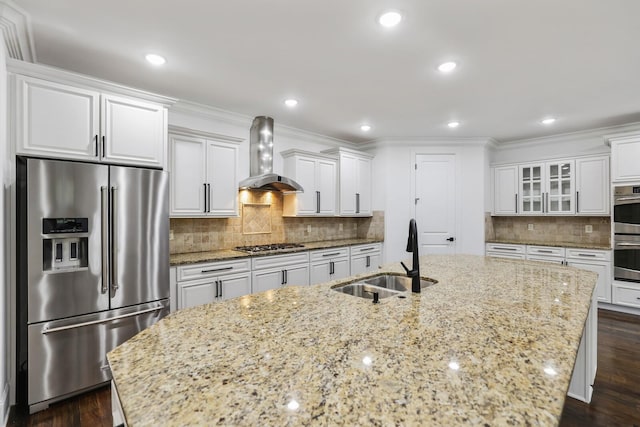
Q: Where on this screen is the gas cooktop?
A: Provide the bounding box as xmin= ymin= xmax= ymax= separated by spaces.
xmin=235 ymin=243 xmax=305 ymax=253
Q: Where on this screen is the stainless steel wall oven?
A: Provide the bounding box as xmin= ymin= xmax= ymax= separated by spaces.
xmin=613 ymin=185 xmax=640 ymax=282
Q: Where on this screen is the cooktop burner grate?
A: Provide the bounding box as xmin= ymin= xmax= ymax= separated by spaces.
xmin=235 ymin=243 xmax=305 ymax=253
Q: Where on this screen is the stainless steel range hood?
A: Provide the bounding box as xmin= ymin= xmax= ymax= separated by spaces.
xmin=239 ymin=116 xmax=304 ymax=192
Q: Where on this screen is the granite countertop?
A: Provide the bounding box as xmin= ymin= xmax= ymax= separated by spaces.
xmin=170 ymin=238 xmax=384 ymax=266
xmin=486 ymin=239 xmax=611 ymax=250
xmin=108 ymin=255 xmax=596 ymax=426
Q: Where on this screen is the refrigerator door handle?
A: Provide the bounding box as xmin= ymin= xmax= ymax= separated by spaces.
xmin=111 ymin=186 xmax=119 ymax=294
xmin=41 ymin=305 xmax=164 ymax=334
xmin=101 ymin=186 xmax=109 ymax=294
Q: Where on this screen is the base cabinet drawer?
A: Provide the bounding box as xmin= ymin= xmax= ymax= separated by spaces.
xmin=486 ymin=252 xmax=526 ymax=260
xmin=612 ymin=284 xmax=640 ymax=308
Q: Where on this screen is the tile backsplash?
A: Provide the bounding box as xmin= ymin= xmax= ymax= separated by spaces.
xmin=486 ymin=213 xmax=611 ymax=247
xmin=170 ymin=191 xmax=384 ymax=254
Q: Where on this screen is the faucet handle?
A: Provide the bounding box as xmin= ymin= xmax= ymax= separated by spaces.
xmin=400 ymin=261 xmax=410 ymax=274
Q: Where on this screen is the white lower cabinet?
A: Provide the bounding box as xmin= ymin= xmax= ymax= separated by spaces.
xmin=611 ymin=283 xmax=640 ymax=308
xmin=309 ymin=247 xmax=350 ymax=285
xmin=566 ymin=249 xmax=612 ymax=303
xmin=252 ymin=252 xmax=310 ymax=293
xmin=568 ymin=292 xmax=598 ymax=403
xmin=176 ymin=258 xmax=251 ymax=309
xmin=350 ymin=243 xmax=382 ymax=275
xmin=485 ymin=243 xmax=526 ymax=260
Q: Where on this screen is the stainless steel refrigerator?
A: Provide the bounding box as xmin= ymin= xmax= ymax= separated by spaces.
xmin=16 ymin=157 xmax=170 ymax=413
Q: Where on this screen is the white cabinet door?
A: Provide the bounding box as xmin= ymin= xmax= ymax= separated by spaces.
xmin=610 ymin=135 xmax=640 ymax=183
xmin=206 ymin=140 xmax=239 ymax=216
xmin=332 ymin=258 xmax=350 ymax=281
xmin=567 ymin=260 xmax=611 ymax=303
xmin=101 ymin=94 xmax=166 ymax=168
xmin=351 ymin=253 xmax=381 ymax=275
xmin=546 ymin=160 xmax=575 ymax=215
xmin=170 ymin=135 xmax=207 ymax=215
xmin=493 ymin=166 xmax=518 ymax=215
xmin=356 ymin=157 xmax=372 ymax=215
xmin=220 ymin=274 xmax=251 ymax=301
xmin=310 ymin=258 xmax=349 ymax=285
xmin=16 ymin=75 xmax=100 ymax=160
xmin=576 ymin=156 xmax=610 ymax=215
xmin=180 ymin=277 xmax=217 ymax=309
xmin=519 ymin=164 xmax=544 ymax=214
xmin=285 ymin=264 xmax=310 ymax=286
xmin=340 ymin=154 xmax=358 ymax=215
xmin=295 ymin=156 xmax=319 ymax=215
xmin=318 ymin=159 xmax=337 ymax=215
xmin=309 ymin=262 xmax=330 ymax=285
xmin=252 ymin=269 xmax=284 ymax=293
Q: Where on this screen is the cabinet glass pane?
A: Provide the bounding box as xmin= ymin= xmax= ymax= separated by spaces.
xmin=561 ymin=180 xmax=570 ymax=195
xmin=550 ymin=181 xmax=559 ymax=195
xmin=533 ymin=200 xmax=541 ymax=211
xmin=561 ymin=197 xmax=571 ymax=211
xmin=550 ymin=199 xmax=559 ymax=211
xmin=533 ymin=167 xmax=541 ymax=179
xmin=523 ymin=183 xmax=530 ymax=196
xmin=549 ymin=165 xmax=558 ymax=179
xmin=533 ymin=182 xmax=541 ymax=196
xmin=523 ymin=200 xmax=531 ymax=211
xmin=523 ymin=168 xmax=530 ymax=180
xmin=561 ymin=164 xmax=571 ymax=179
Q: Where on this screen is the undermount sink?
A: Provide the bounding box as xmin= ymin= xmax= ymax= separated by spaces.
xmin=363 ymin=274 xmax=437 ymax=291
xmin=332 ymin=274 xmax=437 ymax=300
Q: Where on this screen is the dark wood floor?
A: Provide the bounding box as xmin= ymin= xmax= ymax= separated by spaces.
xmin=8 ymin=309 xmax=640 ymax=426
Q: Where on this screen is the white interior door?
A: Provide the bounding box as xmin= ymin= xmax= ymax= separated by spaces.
xmin=415 ymin=154 xmax=456 ymax=254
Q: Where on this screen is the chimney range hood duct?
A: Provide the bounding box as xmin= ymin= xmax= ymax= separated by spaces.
xmin=239 ymin=116 xmax=304 ymax=192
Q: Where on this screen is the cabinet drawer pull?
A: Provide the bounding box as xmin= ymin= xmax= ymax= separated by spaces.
xmin=537 ymin=250 xmax=553 ymax=254
xmin=322 ymin=252 xmax=341 ymax=257
xmin=359 ymin=248 xmax=375 ymax=252
xmin=576 ymin=253 xmax=597 ymax=257
xmin=493 ymin=247 xmax=517 ymax=251
xmin=201 ymin=267 xmax=233 ymax=273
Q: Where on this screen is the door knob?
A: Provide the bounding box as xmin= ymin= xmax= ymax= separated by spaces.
xmin=446 ymin=237 xmax=455 ymax=242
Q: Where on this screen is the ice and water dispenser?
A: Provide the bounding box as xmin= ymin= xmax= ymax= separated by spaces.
xmin=42 ymin=218 xmax=89 ymax=272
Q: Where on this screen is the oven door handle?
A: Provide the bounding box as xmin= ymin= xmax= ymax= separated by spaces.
xmin=615 ymin=196 xmax=640 ymax=202
xmin=616 ymin=242 xmax=640 ymax=247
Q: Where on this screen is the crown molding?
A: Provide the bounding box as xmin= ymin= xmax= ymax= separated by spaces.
xmin=168 ymin=125 xmax=244 ymax=144
xmin=7 ymin=58 xmax=177 ymax=105
xmin=363 ymin=136 xmax=496 ymax=150
xmin=495 ymin=121 xmax=640 ymax=150
xmin=0 ymin=0 xmax=35 ymax=61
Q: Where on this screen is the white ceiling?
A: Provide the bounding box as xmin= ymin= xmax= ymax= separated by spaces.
xmin=12 ymin=0 xmax=640 ymax=143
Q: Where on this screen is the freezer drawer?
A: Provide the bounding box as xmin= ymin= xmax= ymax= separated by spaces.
xmin=27 ymin=300 xmax=168 ymax=409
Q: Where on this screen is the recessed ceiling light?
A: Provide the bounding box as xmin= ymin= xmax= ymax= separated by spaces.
xmin=541 ymin=117 xmax=556 ymax=125
xmin=284 ymin=99 xmax=298 ymax=108
xmin=438 ymin=61 xmax=457 ymax=73
xmin=447 ymin=121 xmax=460 ymax=128
xmin=378 ymin=11 xmax=402 ymax=28
xmin=145 ymin=53 xmax=166 ymax=66
xmin=360 ymin=124 xmax=372 ymax=132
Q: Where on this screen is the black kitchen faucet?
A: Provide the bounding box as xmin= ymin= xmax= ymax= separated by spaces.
xmin=401 ymin=218 xmax=421 ymax=293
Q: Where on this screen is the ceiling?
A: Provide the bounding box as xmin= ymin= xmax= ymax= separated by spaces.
xmin=11 ymin=0 xmax=640 ymax=143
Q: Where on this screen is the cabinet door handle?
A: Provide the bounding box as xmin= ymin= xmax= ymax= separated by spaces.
xmin=201 ymin=266 xmax=233 ymax=273
xmin=329 ymin=261 xmax=334 ymax=275
xmin=356 ymin=193 xmax=360 ymax=214
xmin=203 ymin=183 xmax=207 ymax=213
xmin=576 ymin=191 xmax=579 ymax=213
xmin=207 ymin=183 xmax=211 ymax=212
xmin=94 ymin=135 xmax=99 ymax=157
xmin=316 ymin=191 xmax=320 ymax=214
xmin=102 ymin=135 xmax=106 ymax=157
xmin=281 ymin=270 xmax=285 ymax=285
xmin=218 ymin=281 xmax=223 ymax=299
xmin=366 ymin=255 xmax=371 ymax=267
xmin=515 ymin=194 xmax=518 ymax=213
xmin=214 ymin=280 xmax=219 ymax=298
xmin=284 ymin=270 xmax=288 ymax=285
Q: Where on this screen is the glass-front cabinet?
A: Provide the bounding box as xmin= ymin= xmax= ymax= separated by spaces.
xmin=519 ymin=164 xmax=544 ymax=214
xmin=518 ymin=160 xmax=575 ymax=215
xmin=546 ymin=160 xmax=574 ymax=214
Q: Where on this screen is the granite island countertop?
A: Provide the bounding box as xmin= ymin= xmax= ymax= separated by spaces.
xmin=170 ymin=238 xmax=384 ymax=266
xmin=108 ymin=255 xmax=596 ymax=426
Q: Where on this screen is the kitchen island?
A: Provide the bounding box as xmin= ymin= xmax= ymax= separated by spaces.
xmin=108 ymin=255 xmax=597 ymax=426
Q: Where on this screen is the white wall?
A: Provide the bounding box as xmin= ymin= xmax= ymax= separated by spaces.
xmin=491 ymin=122 xmax=640 ymax=165
xmin=1 ymin=32 xmax=10 ymax=425
xmin=368 ymin=140 xmax=489 ymax=264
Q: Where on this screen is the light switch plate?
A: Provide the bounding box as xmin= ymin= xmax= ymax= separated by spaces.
xmin=585 ymin=225 xmax=593 ymax=233
xmin=528 ymin=224 xmax=534 ymax=231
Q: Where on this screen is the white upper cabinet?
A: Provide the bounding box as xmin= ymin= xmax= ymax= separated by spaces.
xmin=282 ymin=150 xmax=337 ymax=217
xmin=324 ymin=148 xmax=374 ymax=217
xmin=575 ymin=156 xmax=610 ymax=215
xmin=169 ymin=128 xmax=240 ymax=217
xmin=15 ymin=75 xmax=100 ymax=160
xmin=492 ymin=165 xmax=518 ymax=215
xmin=14 ymin=74 xmax=169 ymax=168
xmin=608 ymin=134 xmax=640 ymax=183
xmin=101 ymin=94 xmax=167 ymax=167
xmin=518 ymin=160 xmax=574 ymax=215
